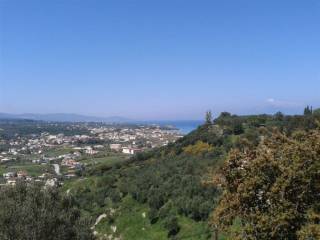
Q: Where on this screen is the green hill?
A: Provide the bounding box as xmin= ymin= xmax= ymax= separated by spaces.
xmin=65 ymin=110 xmax=320 ymax=239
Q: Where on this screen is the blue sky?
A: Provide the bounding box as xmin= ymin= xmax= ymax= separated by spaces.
xmin=0 ymin=0 xmax=319 ymax=120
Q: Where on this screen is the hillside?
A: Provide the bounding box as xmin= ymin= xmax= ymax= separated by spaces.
xmin=64 ymin=109 xmax=320 ymax=239
xmin=1 ymin=110 xmax=320 ymax=239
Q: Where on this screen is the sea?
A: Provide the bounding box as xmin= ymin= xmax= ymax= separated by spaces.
xmin=148 ymin=120 xmax=203 ymax=134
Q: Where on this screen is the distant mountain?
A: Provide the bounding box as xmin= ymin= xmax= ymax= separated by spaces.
xmin=0 ymin=113 xmax=132 ymax=123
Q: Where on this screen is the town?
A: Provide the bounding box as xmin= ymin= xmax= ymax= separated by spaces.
xmin=0 ymin=120 xmax=184 ymax=186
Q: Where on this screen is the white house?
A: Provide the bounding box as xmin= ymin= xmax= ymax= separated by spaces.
xmin=3 ymin=172 xmax=15 ymax=179
xmin=1 ymin=158 xmax=11 ymax=163
xmin=110 ymin=144 xmax=122 ymax=151
xmin=85 ymin=148 xmax=98 ymax=155
xmin=122 ymin=147 xmax=142 ymax=155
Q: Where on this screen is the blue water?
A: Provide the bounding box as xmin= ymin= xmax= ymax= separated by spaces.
xmin=173 ymin=121 xmax=203 ymax=134
xmin=152 ymin=120 xmax=203 ymax=134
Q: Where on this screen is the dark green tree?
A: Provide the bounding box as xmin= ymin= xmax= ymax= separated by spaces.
xmin=0 ymin=183 xmax=94 ymax=240
xmin=274 ymin=111 xmax=284 ymax=121
xmin=205 ymin=111 xmax=213 ymax=125
xmin=148 ymin=208 xmax=159 ymax=224
xmin=304 ymin=105 xmax=313 ymax=115
xmin=163 ymin=214 xmax=180 ymax=237
xmin=232 ymin=122 xmax=244 ymax=135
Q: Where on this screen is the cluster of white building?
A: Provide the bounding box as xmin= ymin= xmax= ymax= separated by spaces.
xmin=0 ymin=133 xmax=93 ymax=163
xmin=0 ymin=123 xmax=183 ymax=185
xmin=91 ymin=125 xmax=182 ymax=154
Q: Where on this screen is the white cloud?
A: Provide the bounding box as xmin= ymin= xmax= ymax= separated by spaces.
xmin=265 ymin=98 xmax=301 ymax=108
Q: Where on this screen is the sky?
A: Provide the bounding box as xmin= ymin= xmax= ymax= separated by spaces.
xmin=0 ymin=0 xmax=319 ymax=120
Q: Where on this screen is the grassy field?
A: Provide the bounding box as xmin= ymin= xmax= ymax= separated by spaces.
xmin=80 ymin=155 xmax=128 ymax=165
xmin=0 ymin=165 xmax=7 ymax=175
xmin=62 ymin=153 xmax=129 ymax=190
xmin=94 ymin=196 xmax=212 ymax=240
xmin=5 ymin=164 xmax=53 ymax=177
xmin=44 ymin=147 xmax=74 ymax=157
xmin=62 ymin=175 xmax=98 ymax=192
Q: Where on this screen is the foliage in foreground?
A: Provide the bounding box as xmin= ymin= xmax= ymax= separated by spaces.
xmin=213 ymin=129 xmax=320 ymax=240
xmin=0 ymin=183 xmax=94 ymax=240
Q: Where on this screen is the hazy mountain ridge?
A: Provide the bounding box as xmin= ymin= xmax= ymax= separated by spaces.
xmin=0 ymin=113 xmax=132 ymax=123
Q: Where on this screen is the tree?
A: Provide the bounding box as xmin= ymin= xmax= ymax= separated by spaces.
xmin=163 ymin=214 xmax=180 ymax=237
xmin=205 ymin=111 xmax=213 ymax=125
xmin=212 ymin=129 xmax=320 ymax=240
xmin=183 ymin=140 xmax=213 ymax=156
xmin=274 ymin=111 xmax=284 ymax=121
xmin=304 ymin=105 xmax=313 ymax=115
xmin=148 ymin=208 xmax=159 ymax=224
xmin=232 ymin=121 xmax=244 ymax=135
xmin=0 ymin=183 xmax=94 ymax=240
xmin=220 ymin=112 xmax=232 ymax=118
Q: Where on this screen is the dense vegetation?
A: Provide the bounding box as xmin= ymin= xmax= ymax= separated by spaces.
xmin=213 ymin=129 xmax=320 ymax=240
xmin=63 ymin=108 xmax=320 ymax=239
xmin=0 ymin=119 xmax=90 ymax=140
xmin=0 ymin=183 xmax=94 ymax=240
xmin=68 ymin=143 xmax=222 ymax=238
